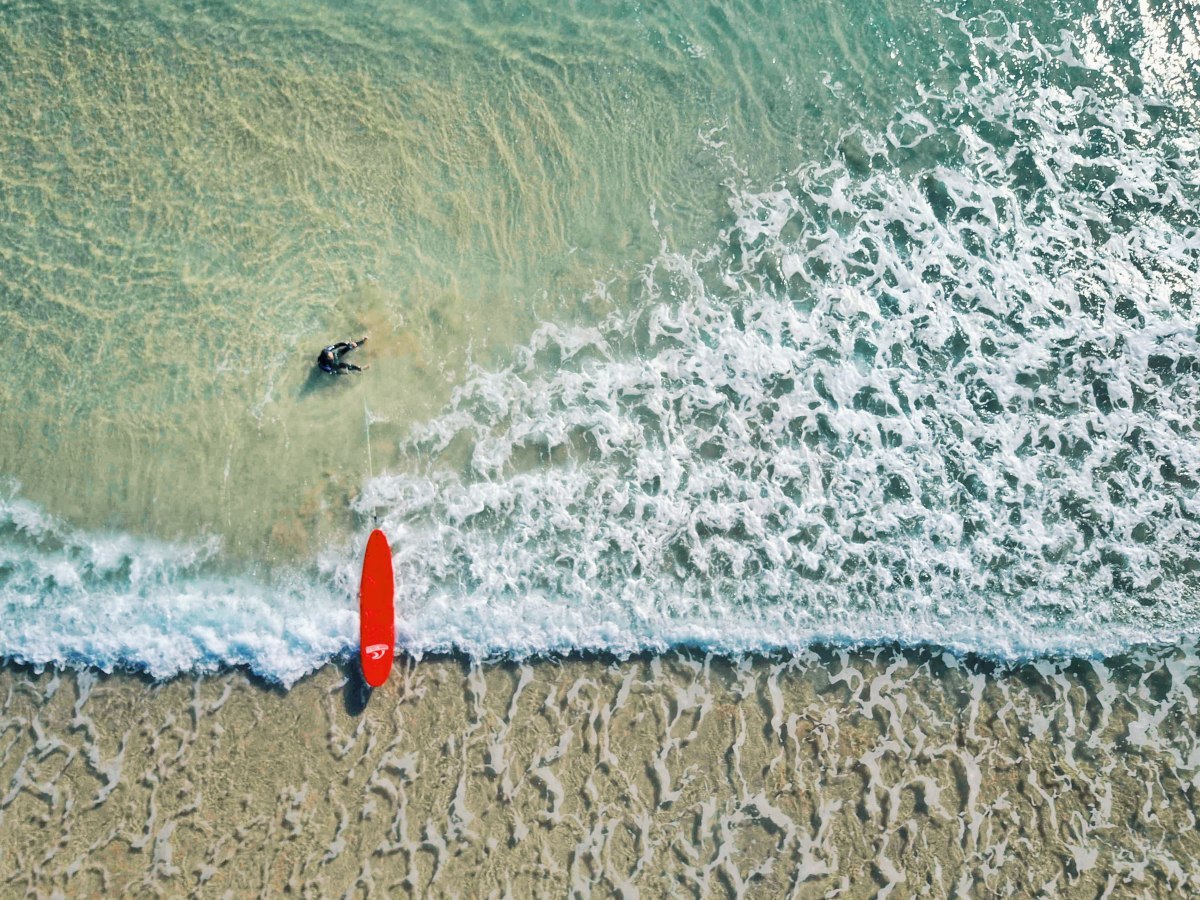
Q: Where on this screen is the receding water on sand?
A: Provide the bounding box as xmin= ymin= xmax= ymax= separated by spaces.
xmin=3 ymin=645 xmax=1200 ymax=896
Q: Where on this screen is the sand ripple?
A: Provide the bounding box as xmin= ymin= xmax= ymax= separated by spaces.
xmin=2 ymin=646 xmax=1199 ymax=895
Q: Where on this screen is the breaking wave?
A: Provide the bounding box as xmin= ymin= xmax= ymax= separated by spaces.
xmin=362 ymin=12 xmax=1200 ymax=661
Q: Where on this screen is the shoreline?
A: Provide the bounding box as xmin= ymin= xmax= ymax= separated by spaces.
xmin=0 ymin=631 xmax=1190 ymax=695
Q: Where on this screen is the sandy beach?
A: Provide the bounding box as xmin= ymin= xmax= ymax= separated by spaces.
xmin=4 ymin=645 xmax=1199 ymax=896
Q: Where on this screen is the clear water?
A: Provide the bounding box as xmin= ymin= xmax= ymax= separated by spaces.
xmin=1 ymin=0 xmax=1198 ymax=683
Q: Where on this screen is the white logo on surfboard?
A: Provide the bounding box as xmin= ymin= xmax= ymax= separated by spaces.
xmin=364 ymin=643 xmax=389 ymax=661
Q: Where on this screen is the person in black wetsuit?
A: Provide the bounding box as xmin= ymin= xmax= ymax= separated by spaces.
xmin=317 ymin=336 xmax=369 ymax=374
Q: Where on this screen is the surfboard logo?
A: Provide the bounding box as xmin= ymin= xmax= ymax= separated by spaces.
xmin=364 ymin=643 xmax=389 ymax=661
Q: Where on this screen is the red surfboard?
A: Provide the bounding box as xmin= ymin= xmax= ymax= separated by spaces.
xmin=359 ymin=529 xmax=395 ymax=687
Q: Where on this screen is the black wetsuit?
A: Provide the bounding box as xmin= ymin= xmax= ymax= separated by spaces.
xmin=317 ymin=341 xmax=363 ymax=374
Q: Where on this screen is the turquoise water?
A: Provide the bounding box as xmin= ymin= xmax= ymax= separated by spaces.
xmin=0 ymin=0 xmax=1197 ymax=682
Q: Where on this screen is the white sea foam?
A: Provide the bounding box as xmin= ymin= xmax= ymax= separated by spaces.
xmin=0 ymin=491 xmax=354 ymax=686
xmin=360 ymin=15 xmax=1200 ymax=664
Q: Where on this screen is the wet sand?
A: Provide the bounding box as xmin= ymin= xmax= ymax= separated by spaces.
xmin=3 ymin=646 xmax=1198 ymax=897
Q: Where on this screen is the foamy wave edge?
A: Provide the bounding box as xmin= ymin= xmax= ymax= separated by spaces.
xmin=4 ymin=487 xmax=1195 ymax=691
xmin=0 ymin=491 xmax=356 ymax=687
xmin=4 ymin=488 xmax=1198 ymax=688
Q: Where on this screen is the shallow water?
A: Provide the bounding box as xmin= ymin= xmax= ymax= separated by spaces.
xmin=1 ymin=0 xmax=825 ymax=560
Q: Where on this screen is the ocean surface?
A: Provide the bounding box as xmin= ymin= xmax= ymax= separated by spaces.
xmin=1 ymin=0 xmax=1198 ymax=684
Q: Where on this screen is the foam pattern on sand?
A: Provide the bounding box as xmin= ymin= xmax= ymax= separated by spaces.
xmin=3 ymin=646 xmax=1200 ymax=895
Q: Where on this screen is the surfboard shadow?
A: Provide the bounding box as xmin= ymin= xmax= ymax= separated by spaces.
xmin=343 ymin=659 xmax=373 ymax=715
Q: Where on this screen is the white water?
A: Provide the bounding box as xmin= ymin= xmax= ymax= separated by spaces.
xmin=0 ymin=490 xmax=354 ymax=685
xmin=363 ymin=19 xmax=1200 ymax=664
